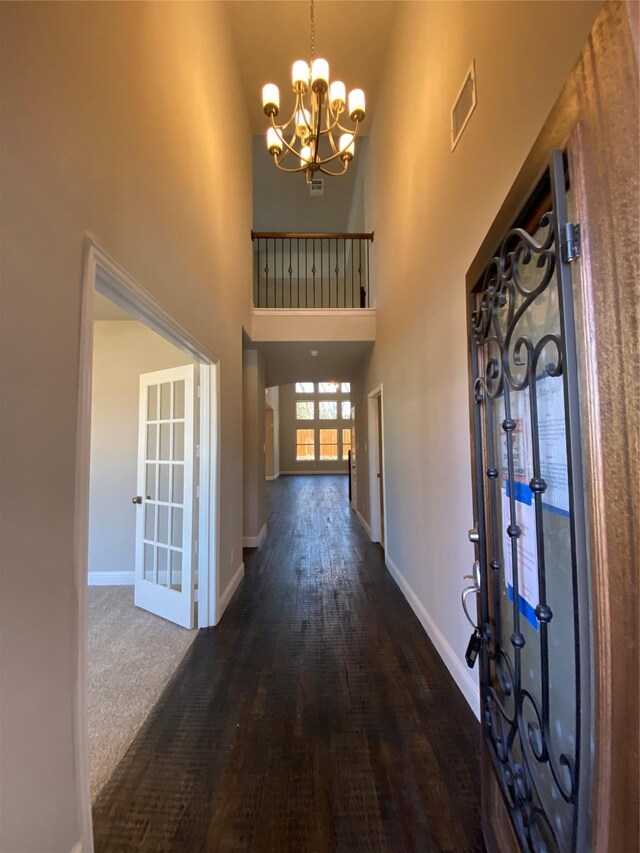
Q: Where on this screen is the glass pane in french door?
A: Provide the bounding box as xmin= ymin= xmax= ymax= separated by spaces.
xmin=143 ymin=377 xmax=186 ymax=592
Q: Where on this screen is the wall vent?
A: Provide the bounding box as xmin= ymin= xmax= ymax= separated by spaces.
xmin=451 ymin=61 xmax=477 ymax=151
xmin=309 ymin=178 xmax=324 ymax=196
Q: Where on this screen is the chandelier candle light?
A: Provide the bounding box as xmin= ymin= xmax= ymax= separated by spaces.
xmin=262 ymin=0 xmax=365 ymax=182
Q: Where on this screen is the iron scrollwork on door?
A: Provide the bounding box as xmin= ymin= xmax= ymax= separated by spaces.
xmin=469 ymin=151 xmax=590 ymax=852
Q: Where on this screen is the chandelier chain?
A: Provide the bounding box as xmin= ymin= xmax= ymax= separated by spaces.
xmin=310 ymin=0 xmax=315 ymax=59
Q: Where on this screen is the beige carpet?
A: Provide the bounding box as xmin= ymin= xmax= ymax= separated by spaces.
xmin=87 ymin=586 xmax=196 ymax=800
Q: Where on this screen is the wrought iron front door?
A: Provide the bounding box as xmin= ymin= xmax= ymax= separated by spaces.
xmin=467 ymin=151 xmax=591 ymax=852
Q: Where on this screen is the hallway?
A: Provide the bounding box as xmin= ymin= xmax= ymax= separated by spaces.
xmin=93 ymin=476 xmax=482 ymax=852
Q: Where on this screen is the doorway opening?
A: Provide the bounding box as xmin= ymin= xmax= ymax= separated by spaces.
xmin=367 ymin=385 xmax=386 ymax=546
xmin=75 ymin=239 xmax=220 ymax=810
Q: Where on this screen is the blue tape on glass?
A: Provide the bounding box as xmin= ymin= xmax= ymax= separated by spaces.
xmin=505 ymin=479 xmax=533 ymax=505
xmin=507 ymin=584 xmax=539 ymax=630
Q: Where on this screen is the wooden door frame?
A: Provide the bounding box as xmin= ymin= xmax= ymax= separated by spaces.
xmin=74 ymin=238 xmax=222 ymax=850
xmin=465 ymin=3 xmax=639 ymax=850
xmin=367 ymin=385 xmax=386 ymax=545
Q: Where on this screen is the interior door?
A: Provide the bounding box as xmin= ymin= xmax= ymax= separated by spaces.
xmin=467 ymin=152 xmax=590 ymax=852
xmin=134 ymin=364 xmax=196 ymax=628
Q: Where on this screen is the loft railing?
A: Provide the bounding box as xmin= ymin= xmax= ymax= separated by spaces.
xmin=251 ymin=231 xmax=374 ymax=309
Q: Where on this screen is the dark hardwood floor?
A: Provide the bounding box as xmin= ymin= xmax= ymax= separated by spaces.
xmin=93 ymin=475 xmax=483 ymax=852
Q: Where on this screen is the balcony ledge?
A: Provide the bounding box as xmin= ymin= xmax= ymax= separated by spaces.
xmin=250 ymin=307 xmax=376 ymax=343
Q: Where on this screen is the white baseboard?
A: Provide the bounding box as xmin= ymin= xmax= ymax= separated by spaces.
xmin=266 ymin=472 xmax=280 ymax=481
xmin=243 ymin=522 xmax=267 ymax=548
xmin=88 ymin=570 xmax=134 ymax=586
xmin=217 ymin=561 xmax=244 ymax=622
xmin=385 ymin=552 xmax=480 ymax=719
xmin=280 ymin=470 xmax=348 ymax=476
xmin=354 ymin=507 xmax=372 ymax=538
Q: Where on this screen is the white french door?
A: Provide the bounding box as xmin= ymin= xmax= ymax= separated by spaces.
xmin=134 ymin=364 xmax=196 ymax=628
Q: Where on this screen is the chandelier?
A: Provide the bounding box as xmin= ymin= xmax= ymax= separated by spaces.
xmin=261 ymin=0 xmax=366 ymax=183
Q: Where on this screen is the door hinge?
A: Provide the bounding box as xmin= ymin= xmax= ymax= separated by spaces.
xmin=560 ymin=222 xmax=581 ymax=263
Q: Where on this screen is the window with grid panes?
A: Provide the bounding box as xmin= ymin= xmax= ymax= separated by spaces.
xmin=292 ymin=382 xmax=352 ymax=463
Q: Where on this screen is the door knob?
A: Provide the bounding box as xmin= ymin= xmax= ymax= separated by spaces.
xmin=132 ymin=496 xmax=143 ymax=504
xmin=468 ymin=527 xmax=479 ymax=544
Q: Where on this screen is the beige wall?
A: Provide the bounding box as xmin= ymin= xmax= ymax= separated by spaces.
xmin=354 ymin=0 xmax=602 ymax=712
xmin=0 ymin=3 xmax=251 ymax=850
xmin=89 ymin=321 xmax=192 ymax=578
xmin=279 ymin=383 xmax=351 ymax=474
xmin=242 ymin=350 xmax=267 ymax=540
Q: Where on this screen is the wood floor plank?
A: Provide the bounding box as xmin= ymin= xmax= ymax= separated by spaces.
xmin=93 ymin=475 xmax=483 ymax=852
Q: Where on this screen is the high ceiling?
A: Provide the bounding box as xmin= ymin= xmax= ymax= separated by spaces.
xmin=223 ymin=1 xmax=401 ymax=135
xmin=253 ymin=340 xmax=373 ymax=387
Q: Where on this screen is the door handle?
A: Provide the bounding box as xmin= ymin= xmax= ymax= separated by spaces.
xmin=461 ymin=560 xmax=481 ymax=628
xmin=463 ymin=559 xmax=481 ymax=590
xmin=132 ymin=496 xmax=143 ymax=504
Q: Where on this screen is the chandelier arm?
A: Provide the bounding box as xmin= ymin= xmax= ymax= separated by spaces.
xmin=324 ymin=112 xmax=343 ymax=137
xmin=273 ymin=161 xmax=309 ymax=174
xmin=270 ymin=113 xmax=304 ymax=161
xmin=310 ymin=125 xmax=359 ymax=167
xmin=317 ymin=160 xmax=349 ymax=177
xmin=336 ymin=118 xmax=361 ymax=134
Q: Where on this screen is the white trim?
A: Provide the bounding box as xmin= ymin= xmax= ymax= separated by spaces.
xmin=73 ymin=240 xmax=97 ymax=853
xmin=197 ymin=362 xmax=220 ymax=628
xmin=74 ymin=238 xmax=222 ymax=851
xmin=279 ymin=470 xmax=348 ymax=476
xmin=251 ymin=308 xmax=376 ymax=319
xmin=265 ymin=473 xmax=280 ymax=481
xmin=243 ymin=523 xmax=267 ymax=549
xmin=385 ymin=552 xmax=480 ymax=718
xmin=354 ymin=507 xmax=372 ymax=538
xmin=216 ymin=561 xmax=244 ymax=622
xmin=70 ymin=843 xmax=83 ymax=853
xmin=88 ymin=571 xmax=135 ymax=586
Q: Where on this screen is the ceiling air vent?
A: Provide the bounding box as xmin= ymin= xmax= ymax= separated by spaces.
xmin=309 ymin=178 xmax=324 ymax=196
xmin=451 ymin=61 xmax=477 ymax=151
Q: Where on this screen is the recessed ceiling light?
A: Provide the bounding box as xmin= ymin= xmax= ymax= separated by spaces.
xmin=309 ymin=349 xmax=319 ymax=357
